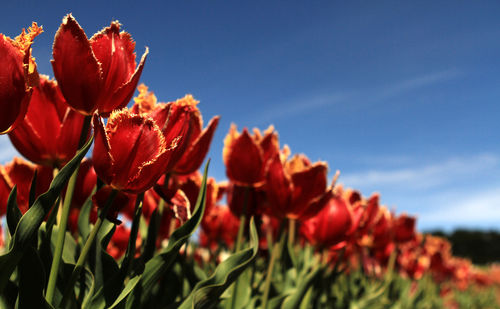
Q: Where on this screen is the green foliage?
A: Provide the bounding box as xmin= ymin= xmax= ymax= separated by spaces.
xmin=0 ymin=145 xmax=498 ymax=308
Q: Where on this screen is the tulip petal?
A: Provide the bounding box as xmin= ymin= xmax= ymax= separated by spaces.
xmin=225 ymin=129 xmax=264 ymax=185
xmin=265 ymin=154 xmax=292 ymax=218
xmin=90 ymin=22 xmax=136 ymax=91
xmin=8 ymin=117 xmax=44 ymax=164
xmin=9 ymin=78 xmax=62 ymax=164
xmin=0 ymin=35 xmax=30 ymax=133
xmin=92 ymin=115 xmax=114 ymax=185
xmin=145 ymin=102 xmax=171 ymax=130
xmin=290 ymin=162 xmax=328 ymax=210
xmin=174 ymin=116 xmax=220 ymax=175
xmin=0 ymin=166 xmax=12 ymax=216
xmin=161 ymin=96 xmax=199 ymax=171
xmin=296 ymin=190 xmax=332 ymax=221
xmin=302 ymin=194 xmax=352 ymax=248
xmin=90 ymin=20 xmax=148 ymax=114
xmin=56 ymin=108 xmax=88 ymax=165
xmin=104 ymin=47 xmax=149 ymax=113
xmin=259 ymin=128 xmax=279 ymax=165
xmin=51 ymin=14 xmax=102 ymax=115
xmin=106 ymin=110 xmax=166 ymax=192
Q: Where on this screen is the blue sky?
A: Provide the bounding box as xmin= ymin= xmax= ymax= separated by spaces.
xmin=1 ymin=1 xmax=499 ymax=231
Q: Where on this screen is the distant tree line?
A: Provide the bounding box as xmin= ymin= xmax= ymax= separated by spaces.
xmin=428 ymin=229 xmax=500 ymax=265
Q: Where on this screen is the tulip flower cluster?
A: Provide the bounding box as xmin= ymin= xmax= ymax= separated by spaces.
xmin=0 ymin=15 xmax=498 ymax=309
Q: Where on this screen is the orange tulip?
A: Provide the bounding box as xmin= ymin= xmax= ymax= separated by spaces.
xmin=0 ymin=22 xmax=42 ymax=133
xmin=8 ymin=75 xmax=90 ymax=167
xmin=52 ymin=14 xmax=147 ymax=116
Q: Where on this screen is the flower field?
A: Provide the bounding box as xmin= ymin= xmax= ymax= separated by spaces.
xmin=0 ymin=15 xmax=499 ymax=308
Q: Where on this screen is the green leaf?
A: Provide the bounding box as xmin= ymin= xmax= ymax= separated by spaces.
xmin=28 ymin=169 xmax=38 ymax=208
xmin=94 ymin=220 xmax=117 ymax=287
xmin=17 ymin=246 xmax=46 ymax=309
xmin=89 ymin=220 xmax=120 ymax=308
xmin=120 ymin=193 xmax=143 ymax=276
xmin=178 ymin=217 xmax=259 ymax=309
xmin=0 ymin=136 xmax=93 ymax=293
xmin=108 ymin=276 xmax=142 ymax=309
xmin=78 ymin=197 xmax=94 ymax=241
xmin=282 ymin=265 xmax=322 ymax=309
xmin=267 ymin=293 xmax=289 ymax=308
xmin=136 ymin=161 xmax=210 ymax=295
xmin=6 ymin=186 xmax=21 ymax=236
xmin=140 ymin=207 xmax=160 ymax=263
xmin=59 ymin=262 xmax=95 ymax=308
xmin=49 ymin=225 xmax=78 ymax=265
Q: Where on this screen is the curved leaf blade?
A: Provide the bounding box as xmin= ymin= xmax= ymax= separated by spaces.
xmin=137 ymin=160 xmax=210 ymax=294
xmin=179 ymin=217 xmax=259 ymax=309
xmin=0 ymin=136 xmax=93 ymax=293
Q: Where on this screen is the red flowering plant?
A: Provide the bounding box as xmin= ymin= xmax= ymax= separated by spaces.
xmin=221 ymin=125 xmax=281 ymax=256
xmin=0 ymin=22 xmax=42 ymax=134
xmin=0 ymin=14 xmax=497 ymax=309
xmin=0 ymin=157 xmax=52 ymax=215
xmin=52 ymin=14 xmax=147 ymax=116
xmin=8 ymin=75 xmax=90 ymax=168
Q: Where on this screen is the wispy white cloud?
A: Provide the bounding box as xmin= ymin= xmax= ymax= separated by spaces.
xmin=371 ymin=69 xmax=462 ymax=103
xmin=258 ymin=69 xmax=462 ymax=122
xmin=340 ymin=153 xmax=499 ymax=190
xmin=419 ymin=186 xmax=500 ymax=227
xmin=257 ymin=92 xmax=349 ymax=123
xmin=339 ymin=153 xmax=500 ymax=229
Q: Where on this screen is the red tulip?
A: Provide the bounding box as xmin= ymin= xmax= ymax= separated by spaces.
xmin=121 ymin=187 xmax=159 ymax=221
xmin=52 ymin=14 xmax=147 ymax=116
xmin=226 ymin=182 xmax=266 ymax=217
xmin=131 ymin=85 xmax=218 ymax=174
xmin=92 ymin=108 xmax=183 ymax=194
xmin=300 ymin=193 xmax=352 ymax=249
xmin=0 ymin=22 xmax=42 ymax=134
xmin=223 ymin=124 xmax=280 ymax=186
xmin=108 ymin=225 xmax=141 ymax=259
xmin=154 ymin=171 xmax=219 ymax=218
xmin=0 ymin=157 xmax=52 ymax=215
xmin=265 ymin=153 xmax=331 ymax=220
xmin=200 ymin=205 xmax=240 ymax=250
xmin=8 ymin=75 xmax=90 ymax=167
xmin=393 ymin=213 xmax=416 ymax=243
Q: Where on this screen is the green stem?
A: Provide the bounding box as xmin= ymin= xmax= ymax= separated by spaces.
xmin=46 ymin=115 xmax=91 ymax=305
xmin=229 ymin=186 xmax=249 ymax=309
xmin=60 ymin=189 xmax=118 ymax=308
xmin=141 ymin=198 xmax=165 ymax=263
xmin=122 ymin=192 xmax=144 ymax=277
xmin=261 ymin=220 xmax=287 ymax=309
xmin=288 ymin=218 xmax=296 ymax=251
xmin=233 ymin=186 xmax=249 ymax=253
